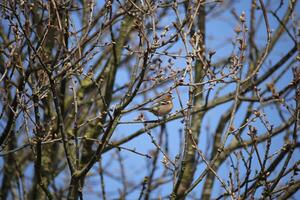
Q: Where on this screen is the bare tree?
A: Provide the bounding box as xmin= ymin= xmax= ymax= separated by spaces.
xmin=0 ymin=0 xmax=299 ymax=199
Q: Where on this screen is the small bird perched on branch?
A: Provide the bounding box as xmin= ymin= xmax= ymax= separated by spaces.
xmin=139 ymin=94 xmax=173 ymax=116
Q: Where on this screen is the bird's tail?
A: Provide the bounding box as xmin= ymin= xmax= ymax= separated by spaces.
xmin=139 ymin=107 xmax=152 ymax=111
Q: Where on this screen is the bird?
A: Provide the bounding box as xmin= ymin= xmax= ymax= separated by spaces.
xmin=139 ymin=94 xmax=173 ymax=116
